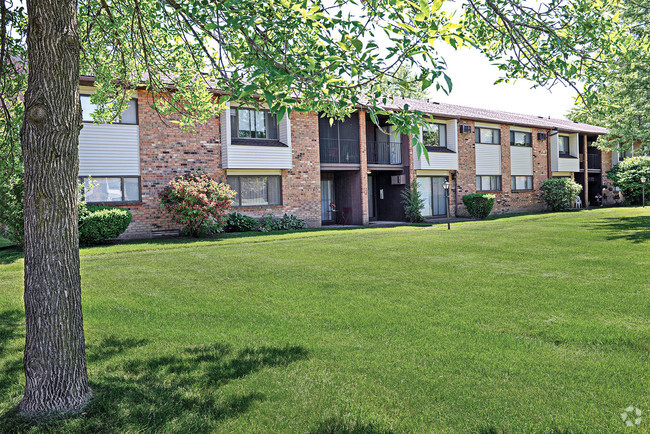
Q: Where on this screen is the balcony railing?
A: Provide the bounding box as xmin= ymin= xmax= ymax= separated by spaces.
xmin=320 ymin=138 xmax=360 ymax=164
xmin=587 ymin=153 xmax=601 ymax=170
xmin=367 ymin=140 xmax=402 ymax=165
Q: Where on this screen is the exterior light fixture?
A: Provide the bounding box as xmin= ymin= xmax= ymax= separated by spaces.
xmin=443 ymin=179 xmax=451 ymax=230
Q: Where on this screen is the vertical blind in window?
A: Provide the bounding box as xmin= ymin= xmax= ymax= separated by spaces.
xmin=230 ymin=108 xmax=279 ymax=139
xmin=228 ymin=175 xmax=282 ymax=206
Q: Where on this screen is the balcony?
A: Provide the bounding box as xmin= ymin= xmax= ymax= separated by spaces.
xmin=367 ymin=140 xmax=402 ymax=165
xmin=587 ymin=153 xmax=601 ymax=170
xmin=320 ymin=138 xmax=360 ymax=164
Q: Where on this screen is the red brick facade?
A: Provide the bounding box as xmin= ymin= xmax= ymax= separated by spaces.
xmin=102 ymin=98 xmax=611 ymax=238
xmin=118 ymin=93 xmax=321 ymax=238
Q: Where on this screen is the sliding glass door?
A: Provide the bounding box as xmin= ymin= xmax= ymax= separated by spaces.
xmin=321 ymin=179 xmax=335 ymax=222
xmin=417 ymin=176 xmax=447 ymax=216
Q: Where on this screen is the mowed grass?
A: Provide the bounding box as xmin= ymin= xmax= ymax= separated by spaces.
xmin=0 ymin=207 xmax=648 ymax=433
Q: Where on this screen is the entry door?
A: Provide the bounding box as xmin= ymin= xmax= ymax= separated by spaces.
xmin=368 ymin=175 xmax=376 ymax=219
xmin=321 ymin=179 xmax=335 ymax=222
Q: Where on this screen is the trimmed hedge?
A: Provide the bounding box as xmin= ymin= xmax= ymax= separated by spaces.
xmin=79 ymin=205 xmax=132 ymax=246
xmin=462 ymin=193 xmax=496 ymax=219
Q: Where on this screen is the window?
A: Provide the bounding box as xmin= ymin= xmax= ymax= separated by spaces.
xmin=510 ymin=131 xmax=532 ymax=147
xmin=79 ymin=176 xmax=141 ymax=203
xmin=81 ymin=95 xmax=138 ymax=124
xmin=511 ymin=175 xmax=533 ymax=191
xmin=422 ymin=123 xmax=447 ymax=148
xmin=230 ymin=108 xmax=278 ymax=140
xmin=476 ymin=175 xmax=501 ymax=191
xmin=228 ymin=175 xmax=282 ymax=206
xmin=559 ymin=136 xmax=570 ymax=156
xmin=475 ymin=127 xmax=500 ymax=144
xmin=618 ymin=148 xmax=633 ymax=162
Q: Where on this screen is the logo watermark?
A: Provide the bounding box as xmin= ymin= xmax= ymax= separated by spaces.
xmin=621 ymin=406 xmax=643 ymax=427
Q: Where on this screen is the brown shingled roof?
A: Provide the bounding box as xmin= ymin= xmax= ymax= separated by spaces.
xmin=369 ymin=96 xmax=608 ymax=135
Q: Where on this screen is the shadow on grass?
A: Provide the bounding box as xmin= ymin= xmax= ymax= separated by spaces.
xmin=591 ymin=216 xmax=650 ymax=243
xmin=311 ymin=417 xmax=395 ymax=433
xmin=0 ymin=246 xmax=23 ymax=264
xmin=0 ymin=337 xmax=308 ymax=431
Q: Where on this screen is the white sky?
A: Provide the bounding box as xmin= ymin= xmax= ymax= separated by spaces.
xmin=417 ymin=0 xmax=580 ymax=120
xmin=429 ymin=43 xmax=580 ymax=120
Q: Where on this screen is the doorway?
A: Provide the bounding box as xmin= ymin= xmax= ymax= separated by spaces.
xmin=417 ymin=176 xmax=447 ymax=217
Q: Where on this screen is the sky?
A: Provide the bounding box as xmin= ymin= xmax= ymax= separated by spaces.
xmin=429 ymin=44 xmax=580 ymax=121
xmin=418 ymin=0 xmax=581 ymax=121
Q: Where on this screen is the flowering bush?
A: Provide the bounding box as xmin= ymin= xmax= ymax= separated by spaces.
xmin=540 ymin=178 xmax=582 ymax=211
xmin=159 ymin=172 xmax=236 ymax=237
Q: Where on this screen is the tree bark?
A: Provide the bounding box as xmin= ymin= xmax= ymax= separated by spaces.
xmin=19 ymin=0 xmax=91 ymax=416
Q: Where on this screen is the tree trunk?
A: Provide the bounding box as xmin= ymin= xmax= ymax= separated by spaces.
xmin=19 ymin=0 xmax=91 ymax=416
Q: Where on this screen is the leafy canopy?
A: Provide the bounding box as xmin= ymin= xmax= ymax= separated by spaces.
xmin=569 ymin=1 xmax=650 ymax=155
xmin=0 ymin=0 xmax=641 ymax=164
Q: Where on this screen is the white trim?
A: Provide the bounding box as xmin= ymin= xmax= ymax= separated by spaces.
xmin=226 ymin=169 xmax=282 ymax=176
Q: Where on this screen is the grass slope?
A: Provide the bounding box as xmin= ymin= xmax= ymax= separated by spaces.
xmin=0 ymin=207 xmax=648 ymax=432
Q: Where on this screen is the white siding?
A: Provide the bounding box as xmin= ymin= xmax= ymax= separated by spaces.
xmin=79 ymin=123 xmax=140 ymax=176
xmin=510 ymin=146 xmax=533 ymax=176
xmin=550 ymin=133 xmax=559 ymax=172
xmin=558 ymin=156 xmax=580 ymax=172
xmin=220 ymin=103 xmax=231 ymax=166
xmin=279 ymin=113 xmax=291 ymax=146
xmin=475 ymin=144 xmax=501 ymax=175
xmin=225 ymin=145 xmax=292 ymax=169
xmin=446 ymin=119 xmax=458 ymax=152
xmin=551 ymin=132 xmax=580 ymax=173
xmin=569 ymin=133 xmax=579 ymax=156
xmin=414 ymin=118 xmax=459 ymax=171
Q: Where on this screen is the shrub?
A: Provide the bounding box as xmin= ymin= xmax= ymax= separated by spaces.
xmin=79 ymin=205 xmax=132 ymax=246
xmin=225 ymin=212 xmax=258 ymax=232
xmin=159 ymin=172 xmax=236 ymax=237
xmin=462 ymin=193 xmax=495 ymax=219
xmin=401 ymin=180 xmax=425 ymax=223
xmin=258 ymin=214 xmax=306 ymax=232
xmin=0 ymin=171 xmax=24 ymax=247
xmin=540 ymin=178 xmax=583 ymax=211
xmin=606 ymin=156 xmax=650 ymax=205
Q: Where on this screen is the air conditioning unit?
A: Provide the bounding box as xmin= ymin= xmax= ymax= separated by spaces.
xmin=460 ymin=124 xmax=472 ymax=134
xmin=537 ymin=132 xmax=548 ymax=140
xmin=391 ymin=175 xmax=406 ymax=185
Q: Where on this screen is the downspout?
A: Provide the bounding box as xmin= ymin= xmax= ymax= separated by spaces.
xmin=546 ymin=129 xmax=552 ymax=179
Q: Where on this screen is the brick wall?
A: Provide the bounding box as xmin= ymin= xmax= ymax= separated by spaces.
xmin=455 ymin=121 xmax=548 ymax=217
xmin=234 ymin=111 xmax=322 ymax=227
xmin=119 ymin=90 xmax=225 ymax=238
xmin=119 ymin=98 xmax=322 ymax=238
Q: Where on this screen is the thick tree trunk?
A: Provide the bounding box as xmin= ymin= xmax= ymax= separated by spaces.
xmin=19 ymin=0 xmax=91 ymax=416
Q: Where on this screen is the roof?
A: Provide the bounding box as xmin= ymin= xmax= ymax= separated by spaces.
xmin=77 ymin=74 xmax=607 ymax=135
xmin=371 ymin=97 xmax=608 ymax=135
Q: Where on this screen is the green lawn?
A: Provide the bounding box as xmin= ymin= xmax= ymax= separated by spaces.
xmin=0 ymin=207 xmax=648 ymax=432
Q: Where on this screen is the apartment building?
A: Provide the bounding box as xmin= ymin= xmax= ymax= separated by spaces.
xmin=77 ymin=83 xmax=613 ymax=239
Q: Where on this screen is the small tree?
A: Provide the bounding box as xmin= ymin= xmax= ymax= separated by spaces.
xmin=160 ymin=172 xmax=236 ymax=237
xmin=401 ymin=180 xmax=425 ymax=223
xmin=540 ymin=178 xmax=583 ymax=211
xmin=606 ymin=156 xmax=650 ymax=205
